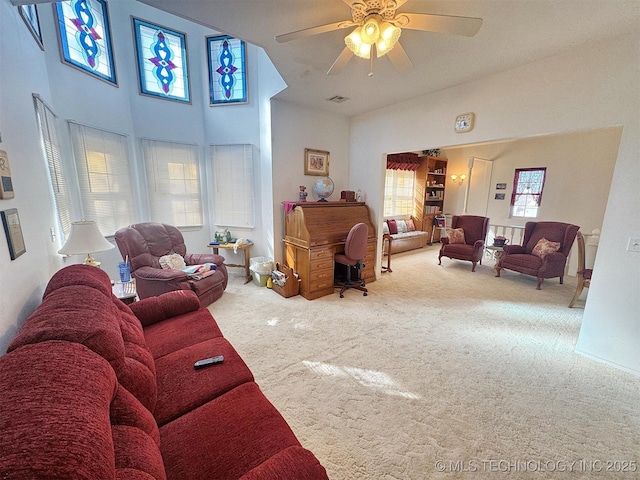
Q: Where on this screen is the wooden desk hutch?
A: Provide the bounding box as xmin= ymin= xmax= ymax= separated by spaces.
xmin=283 ymin=202 xmax=376 ymax=300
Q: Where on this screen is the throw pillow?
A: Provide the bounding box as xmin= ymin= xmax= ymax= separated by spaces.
xmin=382 ymin=221 xmax=390 ymax=235
xmin=446 ymin=228 xmax=466 ymax=244
xmin=532 ymin=238 xmax=561 ymax=259
xmin=406 ymin=219 xmax=416 ymax=232
xmin=396 ymin=220 xmax=408 ymax=233
xmin=159 ymin=253 xmax=186 ymax=270
xmin=387 ymin=219 xmax=398 ymax=235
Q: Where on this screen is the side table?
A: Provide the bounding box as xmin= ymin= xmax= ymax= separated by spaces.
xmin=484 ymin=245 xmax=505 ymax=275
xmin=207 ymin=241 xmax=253 ymax=284
xmin=112 ymin=280 xmax=137 ymax=305
xmin=382 ymin=234 xmax=393 ymax=273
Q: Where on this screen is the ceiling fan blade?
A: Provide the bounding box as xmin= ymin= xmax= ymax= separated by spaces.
xmin=399 ymin=13 xmax=483 ymax=37
xmin=275 ymin=21 xmax=351 ymax=43
xmin=327 ymin=47 xmax=354 ymax=75
xmin=386 ymin=41 xmax=413 ymax=71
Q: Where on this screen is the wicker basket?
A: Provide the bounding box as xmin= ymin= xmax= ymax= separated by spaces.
xmin=272 ymin=263 xmax=300 ymax=298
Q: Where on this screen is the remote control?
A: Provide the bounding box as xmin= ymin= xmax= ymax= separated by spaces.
xmin=194 ymin=355 xmax=224 ymax=370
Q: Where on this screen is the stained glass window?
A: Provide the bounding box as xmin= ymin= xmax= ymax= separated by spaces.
xmin=133 ymin=18 xmax=190 ymax=103
xmin=54 ymin=0 xmax=116 ymax=84
xmin=207 ymin=35 xmax=248 ymax=106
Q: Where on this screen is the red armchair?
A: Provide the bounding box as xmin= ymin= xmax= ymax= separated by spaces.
xmin=115 ymin=222 xmax=228 ymax=306
xmin=496 ymin=221 xmax=579 ymax=289
xmin=438 ymin=215 xmax=490 ymax=272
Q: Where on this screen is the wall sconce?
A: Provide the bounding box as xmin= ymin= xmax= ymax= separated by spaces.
xmin=450 ymin=174 xmax=467 ymax=186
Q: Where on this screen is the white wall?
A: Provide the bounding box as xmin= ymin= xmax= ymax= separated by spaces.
xmin=349 ymin=32 xmax=640 ymax=375
xmin=271 ymin=100 xmax=351 ymax=264
xmin=0 ymin=0 xmax=283 ymax=353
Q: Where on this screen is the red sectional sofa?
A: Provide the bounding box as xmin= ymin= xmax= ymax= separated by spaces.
xmin=0 ymin=264 xmax=328 ymax=479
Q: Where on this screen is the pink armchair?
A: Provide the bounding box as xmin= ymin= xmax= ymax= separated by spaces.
xmin=495 ymin=221 xmax=579 ymax=289
xmin=114 ymin=222 xmax=228 ymax=306
xmin=439 ymin=215 xmax=489 ymax=272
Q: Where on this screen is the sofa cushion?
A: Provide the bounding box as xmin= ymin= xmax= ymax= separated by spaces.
xmin=143 ymin=308 xmax=224 ymax=359
xmin=129 ymin=290 xmax=201 ymax=328
xmin=153 ymin=337 xmax=254 ymax=426
xmin=446 ymin=227 xmax=466 ymax=244
xmin=240 ymin=446 xmax=328 ymax=479
xmin=532 ymin=237 xmax=561 ymax=259
xmin=387 ymin=219 xmax=398 ymax=234
xmin=0 ymin=341 xmax=118 ymax=479
xmin=406 ymin=218 xmax=416 ymax=232
xmin=382 ymin=221 xmax=390 ymax=235
xmin=113 ymin=425 xmax=166 ymax=480
xmin=396 ymin=219 xmax=408 ymax=233
xmin=111 ymin=384 xmax=161 ymax=447
xmin=159 ymin=382 xmax=302 ymax=480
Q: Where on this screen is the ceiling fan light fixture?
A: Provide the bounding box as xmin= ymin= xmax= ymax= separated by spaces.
xmin=360 ymin=16 xmax=381 ymax=44
xmin=345 ymin=27 xmax=372 ymax=59
xmin=375 ymin=21 xmax=401 ymax=57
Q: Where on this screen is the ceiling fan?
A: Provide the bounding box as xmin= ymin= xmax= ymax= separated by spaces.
xmin=275 ymin=0 xmax=482 ymax=76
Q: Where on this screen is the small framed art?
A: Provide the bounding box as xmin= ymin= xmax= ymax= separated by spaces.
xmin=496 ymin=183 xmax=507 ymax=190
xmin=1 ymin=209 xmax=26 ymax=260
xmin=54 ymin=0 xmax=117 ymax=85
xmin=207 ymin=35 xmax=248 ymax=105
xmin=304 ymin=149 xmax=330 ymax=176
xmin=133 ymin=17 xmax=190 ymax=103
xmin=19 ymin=4 xmax=44 ymax=50
xmin=0 ymin=150 xmax=15 ymax=199
xmin=495 ymin=193 xmax=506 ymax=200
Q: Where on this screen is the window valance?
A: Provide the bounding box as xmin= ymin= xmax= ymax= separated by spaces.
xmin=386 ymin=152 xmax=421 ymax=171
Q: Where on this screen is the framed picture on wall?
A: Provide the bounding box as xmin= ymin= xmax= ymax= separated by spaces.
xmin=1 ymin=208 xmax=26 ymax=260
xmin=19 ymin=4 xmax=44 ymax=50
xmin=496 ymin=183 xmax=507 ymax=190
xmin=304 ymin=148 xmax=330 ymax=176
xmin=495 ymin=193 xmax=506 ymax=200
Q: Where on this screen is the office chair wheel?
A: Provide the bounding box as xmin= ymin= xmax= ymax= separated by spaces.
xmin=340 ymin=293 xmax=344 ymax=298
xmin=363 ymin=292 xmax=367 ymax=296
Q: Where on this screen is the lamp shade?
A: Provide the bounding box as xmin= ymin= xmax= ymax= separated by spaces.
xmin=58 ymin=220 xmax=114 ymax=266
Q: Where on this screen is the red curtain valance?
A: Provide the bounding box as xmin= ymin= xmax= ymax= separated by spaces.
xmin=386 ymin=153 xmax=421 ymax=171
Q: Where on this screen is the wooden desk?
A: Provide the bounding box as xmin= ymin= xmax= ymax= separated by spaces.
xmin=207 ymin=242 xmax=253 ymax=284
xmin=283 ymin=202 xmax=376 ymax=300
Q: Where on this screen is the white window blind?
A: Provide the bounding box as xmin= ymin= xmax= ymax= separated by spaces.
xmin=384 ymin=169 xmax=415 ymax=217
xmin=211 ymin=144 xmax=254 ymax=228
xmin=33 ymin=95 xmax=73 ymax=241
xmin=142 ymin=139 xmax=202 ymax=227
xmin=69 ymin=122 xmax=136 ymax=236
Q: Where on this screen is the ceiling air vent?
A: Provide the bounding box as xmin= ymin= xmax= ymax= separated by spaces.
xmin=327 ymin=95 xmax=348 ymax=103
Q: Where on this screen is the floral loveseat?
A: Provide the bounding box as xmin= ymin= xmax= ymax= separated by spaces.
xmin=0 ymin=265 xmax=328 ymax=479
xmin=382 ymin=216 xmax=430 ymax=255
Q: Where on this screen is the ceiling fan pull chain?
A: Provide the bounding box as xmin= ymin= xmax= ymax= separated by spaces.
xmin=368 ymin=54 xmax=374 ymax=77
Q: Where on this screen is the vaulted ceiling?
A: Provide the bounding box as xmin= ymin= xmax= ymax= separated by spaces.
xmin=140 ymin=0 xmax=638 ymax=117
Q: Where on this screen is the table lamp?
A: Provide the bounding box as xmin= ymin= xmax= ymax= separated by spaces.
xmin=58 ymin=220 xmax=114 ymax=267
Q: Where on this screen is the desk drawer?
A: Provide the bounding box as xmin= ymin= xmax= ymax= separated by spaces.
xmin=310 ymin=248 xmax=334 ymax=261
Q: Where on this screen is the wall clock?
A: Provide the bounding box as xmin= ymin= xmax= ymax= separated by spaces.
xmin=455 ymin=112 xmax=475 ymax=133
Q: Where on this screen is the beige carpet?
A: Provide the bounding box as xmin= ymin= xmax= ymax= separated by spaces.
xmin=209 ymin=246 xmax=639 ymax=479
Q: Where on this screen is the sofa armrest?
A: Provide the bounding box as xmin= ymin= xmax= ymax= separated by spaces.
xmin=184 ymin=253 xmax=225 ymax=267
xmin=503 ymin=245 xmax=525 ymax=254
xmin=135 ymin=265 xmax=189 ymax=281
xmin=440 ymin=237 xmax=450 ymax=246
xmin=473 ymin=239 xmax=485 ymax=253
xmin=129 ymin=290 xmax=201 ymax=327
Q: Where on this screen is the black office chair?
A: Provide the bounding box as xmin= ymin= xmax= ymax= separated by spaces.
xmin=334 ymin=222 xmax=368 ymax=298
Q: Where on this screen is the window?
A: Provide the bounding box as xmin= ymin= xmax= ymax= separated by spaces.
xmin=33 ymin=94 xmax=73 ymax=241
xmin=54 ymin=0 xmax=117 ymax=84
xmin=206 ymin=35 xmax=248 ymax=105
xmin=510 ymin=167 xmax=546 ymax=218
xmin=133 ymin=17 xmax=190 ymax=103
xmin=384 ymin=169 xmax=415 ymax=217
xmin=142 ymin=139 xmax=202 ymax=227
xmin=68 ymin=122 xmax=136 ymax=235
xmin=211 ymin=144 xmax=254 ymax=228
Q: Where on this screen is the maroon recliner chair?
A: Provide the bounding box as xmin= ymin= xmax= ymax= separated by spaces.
xmin=496 ymin=221 xmax=579 ymax=289
xmin=115 ymin=222 xmax=228 ymax=307
xmin=439 ymin=215 xmax=490 ymax=272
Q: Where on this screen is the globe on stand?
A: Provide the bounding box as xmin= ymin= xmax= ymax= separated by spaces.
xmin=313 ymin=176 xmax=334 ymax=202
